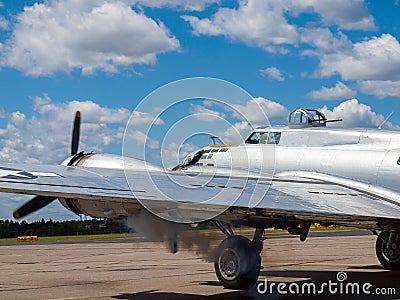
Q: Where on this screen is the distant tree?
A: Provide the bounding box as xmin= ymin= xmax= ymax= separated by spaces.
xmin=0 ymin=218 xmax=129 ymax=238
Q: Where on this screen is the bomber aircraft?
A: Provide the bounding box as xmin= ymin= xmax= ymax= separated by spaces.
xmin=0 ymin=108 xmax=400 ymax=290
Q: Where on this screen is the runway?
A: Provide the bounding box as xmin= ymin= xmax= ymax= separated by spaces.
xmin=0 ymin=230 xmax=399 ymax=299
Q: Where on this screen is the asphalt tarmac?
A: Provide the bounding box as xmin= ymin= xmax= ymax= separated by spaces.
xmin=0 ymin=230 xmax=399 ymax=299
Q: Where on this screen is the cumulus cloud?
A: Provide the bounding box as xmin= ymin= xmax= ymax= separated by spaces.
xmin=292 ymin=0 xmax=375 ymax=30
xmin=161 ymin=141 xmax=198 ymax=168
xmin=358 ymin=80 xmax=400 ymax=99
xmin=260 ymin=67 xmax=285 ymax=81
xmin=232 ymin=97 xmax=289 ymax=123
xmin=182 ymin=0 xmax=299 ymax=52
xmin=33 ymin=94 xmax=132 ymax=124
xmin=0 ymin=95 xmax=161 ymax=164
xmin=189 ymin=104 xmax=226 ymax=122
xmin=0 ymin=0 xmax=180 ymax=76
xmin=319 ymin=99 xmax=394 ymax=129
xmin=220 ymin=121 xmax=253 ymax=142
xmin=130 ymin=110 xmax=164 ymax=125
xmin=300 ymin=28 xmax=352 ymax=56
xmin=317 ymin=34 xmax=400 ymax=81
xmin=182 ymin=0 xmax=374 ymax=52
xmin=125 ymin=130 xmax=160 ymax=150
xmin=0 ymin=16 xmax=9 ymax=30
xmin=307 ymin=82 xmax=356 ymax=100
xmin=135 ymin=0 xmax=219 ymax=11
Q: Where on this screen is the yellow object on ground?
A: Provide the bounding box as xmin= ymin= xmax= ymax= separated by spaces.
xmin=17 ymin=236 xmax=38 ymax=241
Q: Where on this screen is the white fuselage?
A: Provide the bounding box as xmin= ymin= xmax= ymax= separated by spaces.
xmin=187 ymin=127 xmax=400 ymax=194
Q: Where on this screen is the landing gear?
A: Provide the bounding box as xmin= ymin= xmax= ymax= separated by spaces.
xmin=376 ymin=231 xmax=400 ymax=270
xmin=214 ymin=235 xmax=261 ymax=290
xmin=212 ymin=222 xmax=263 ymax=290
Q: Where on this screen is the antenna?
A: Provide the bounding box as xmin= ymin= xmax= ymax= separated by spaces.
xmin=378 ymin=111 xmax=394 ymax=130
xmin=210 ymin=135 xmax=226 ymax=146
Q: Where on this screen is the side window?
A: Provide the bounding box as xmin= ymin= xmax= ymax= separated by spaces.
xmin=259 ymin=132 xmax=268 ymax=144
xmin=268 ymin=132 xmax=281 ymax=144
xmin=245 ymin=132 xmax=260 ymax=144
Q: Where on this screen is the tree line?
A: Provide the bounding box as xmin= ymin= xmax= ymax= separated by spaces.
xmin=0 ymin=218 xmax=130 ymax=238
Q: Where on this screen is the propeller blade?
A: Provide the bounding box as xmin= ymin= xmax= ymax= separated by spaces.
xmin=13 ymin=196 xmax=56 ymax=219
xmin=13 ymin=111 xmax=82 ymax=219
xmin=71 ymin=110 xmax=81 ymax=156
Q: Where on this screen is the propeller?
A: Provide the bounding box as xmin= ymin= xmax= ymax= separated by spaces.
xmin=13 ymin=111 xmax=81 ymax=219
xmin=13 ymin=196 xmax=57 ymax=219
xmin=71 ymin=111 xmax=81 ymax=156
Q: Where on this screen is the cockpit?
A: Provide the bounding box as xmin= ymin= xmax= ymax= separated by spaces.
xmin=245 ymin=131 xmax=281 ymax=144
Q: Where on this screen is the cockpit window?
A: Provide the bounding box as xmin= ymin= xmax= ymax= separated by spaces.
xmin=245 ymin=132 xmax=267 ymax=144
xmin=268 ymin=132 xmax=281 ymax=144
xmin=245 ymin=132 xmax=281 ymax=145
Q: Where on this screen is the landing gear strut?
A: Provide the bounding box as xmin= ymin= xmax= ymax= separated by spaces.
xmin=376 ymin=231 xmax=400 ymax=270
xmin=213 ymin=222 xmax=264 ymax=290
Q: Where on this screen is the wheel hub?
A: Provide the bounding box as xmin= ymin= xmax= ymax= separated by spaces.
xmin=383 ymin=241 xmax=400 ymax=262
xmin=219 ymin=249 xmax=240 ymax=280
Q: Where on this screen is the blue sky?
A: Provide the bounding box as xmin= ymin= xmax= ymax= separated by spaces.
xmin=0 ymin=0 xmax=400 ymax=221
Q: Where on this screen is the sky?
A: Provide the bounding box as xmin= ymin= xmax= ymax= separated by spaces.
xmin=0 ymin=0 xmax=400 ymax=221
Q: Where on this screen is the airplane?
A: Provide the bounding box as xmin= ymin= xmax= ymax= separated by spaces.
xmin=0 ymin=107 xmax=400 ymax=290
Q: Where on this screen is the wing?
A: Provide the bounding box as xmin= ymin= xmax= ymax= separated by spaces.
xmin=1 ymin=162 xmax=400 ymax=230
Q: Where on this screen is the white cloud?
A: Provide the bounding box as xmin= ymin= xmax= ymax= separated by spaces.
xmin=161 ymin=141 xmax=198 ymax=168
xmin=130 ymin=111 xmax=165 ymax=125
xmin=135 ymin=0 xmax=219 ymax=11
xmin=0 ymin=16 xmax=9 ymax=30
xmin=319 ymin=99 xmax=393 ymax=129
xmin=0 ymin=0 xmax=180 ymax=76
xmin=220 ymin=121 xmax=252 ymax=142
xmin=307 ymin=82 xmax=356 ymax=100
xmin=260 ymin=67 xmax=285 ymax=81
xmin=317 ymin=34 xmax=400 ymax=81
xmin=232 ymin=97 xmax=289 ymax=123
xmin=358 ymin=80 xmax=400 ymax=99
xmin=182 ymin=0 xmax=299 ymax=52
xmin=0 ymin=96 xmax=133 ymax=164
xmin=292 ymin=0 xmax=375 ymax=30
xmin=182 ymin=0 xmax=374 ymax=52
xmin=33 ymin=94 xmax=132 ymax=124
xmin=300 ymin=28 xmax=352 ymax=56
xmin=125 ymin=130 xmax=160 ymax=150
xmin=189 ymin=104 xmax=226 ymax=122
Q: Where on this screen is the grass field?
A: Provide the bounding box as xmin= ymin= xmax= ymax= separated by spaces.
xmin=0 ymin=233 xmax=137 ymax=244
xmin=0 ymin=225 xmax=361 ymax=244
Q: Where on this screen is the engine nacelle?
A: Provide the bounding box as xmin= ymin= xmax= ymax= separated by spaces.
xmin=58 ymin=153 xmax=162 ymax=218
xmin=61 ymin=152 xmax=163 ymax=171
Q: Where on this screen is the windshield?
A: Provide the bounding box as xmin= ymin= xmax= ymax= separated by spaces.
xmin=245 ymin=132 xmax=281 ymax=144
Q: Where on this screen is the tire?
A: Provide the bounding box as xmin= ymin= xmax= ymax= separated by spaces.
xmin=214 ymin=235 xmax=261 ymax=290
xmin=376 ymin=231 xmax=400 ymax=270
